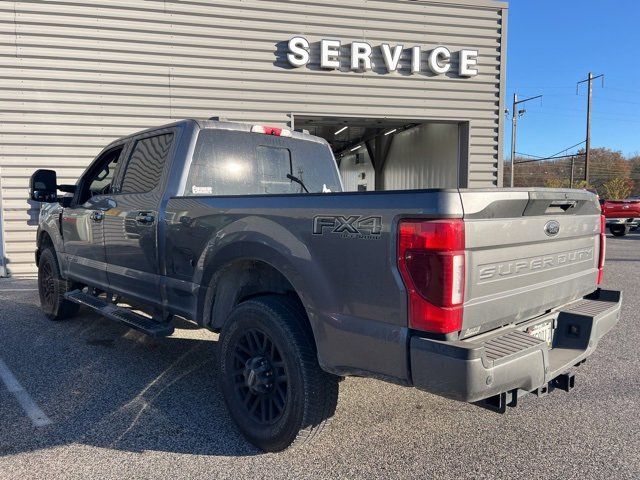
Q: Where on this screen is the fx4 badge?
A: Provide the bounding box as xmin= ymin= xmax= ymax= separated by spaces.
xmin=313 ymin=215 xmax=382 ymax=239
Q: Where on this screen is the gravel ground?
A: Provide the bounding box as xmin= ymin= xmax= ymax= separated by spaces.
xmin=0 ymin=233 xmax=638 ymax=479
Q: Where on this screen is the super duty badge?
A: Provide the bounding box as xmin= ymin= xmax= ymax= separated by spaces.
xmin=313 ymin=215 xmax=382 ymax=239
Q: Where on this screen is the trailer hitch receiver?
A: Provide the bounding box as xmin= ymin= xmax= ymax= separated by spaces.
xmin=553 ymin=372 xmax=576 ymax=392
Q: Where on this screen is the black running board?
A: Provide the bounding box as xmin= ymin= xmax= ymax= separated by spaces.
xmin=65 ymin=290 xmax=174 ymax=338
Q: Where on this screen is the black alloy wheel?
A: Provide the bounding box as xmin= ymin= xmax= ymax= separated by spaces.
xmin=218 ymin=295 xmax=339 ymax=452
xmin=37 ymin=247 xmax=80 ymax=321
xmin=232 ymin=328 xmax=288 ymax=425
xmin=38 ymin=259 xmax=56 ymax=310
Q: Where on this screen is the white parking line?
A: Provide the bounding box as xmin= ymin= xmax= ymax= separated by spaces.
xmin=0 ymin=357 xmax=52 ymax=427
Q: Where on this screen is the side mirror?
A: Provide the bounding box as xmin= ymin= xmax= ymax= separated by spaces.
xmin=29 ymin=169 xmax=58 ymax=202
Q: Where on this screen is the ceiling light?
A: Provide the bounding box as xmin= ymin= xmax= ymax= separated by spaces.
xmin=334 ymin=126 xmax=348 ymax=135
xmin=384 ymin=128 xmax=397 ymax=136
xmin=350 ymin=145 xmax=363 ymax=152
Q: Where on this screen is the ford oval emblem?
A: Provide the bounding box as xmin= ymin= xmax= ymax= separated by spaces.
xmin=544 ymin=220 xmax=560 ymax=236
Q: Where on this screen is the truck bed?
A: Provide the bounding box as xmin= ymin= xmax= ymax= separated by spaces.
xmin=164 ymin=187 xmax=603 ymax=385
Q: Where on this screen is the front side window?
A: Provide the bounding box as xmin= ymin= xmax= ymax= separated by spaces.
xmin=120 ymin=133 xmax=173 ymax=194
xmin=88 ymin=148 xmax=121 ymax=197
xmin=77 ymin=146 xmax=123 ymax=204
xmin=186 ymin=130 xmax=342 ymax=196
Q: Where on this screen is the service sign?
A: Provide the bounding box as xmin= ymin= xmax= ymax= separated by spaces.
xmin=286 ymin=37 xmax=479 ymax=77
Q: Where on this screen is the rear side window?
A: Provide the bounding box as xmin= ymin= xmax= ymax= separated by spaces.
xmin=120 ymin=133 xmax=174 ymax=194
xmin=186 ymin=130 xmax=342 ymax=196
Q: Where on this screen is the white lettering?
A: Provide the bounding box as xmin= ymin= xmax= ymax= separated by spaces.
xmin=428 ymin=46 xmax=451 ymax=74
xmin=380 ymin=43 xmax=403 ymax=72
xmin=287 ymin=36 xmax=310 ymax=67
xmin=285 ymin=37 xmax=479 ymax=77
xmin=459 ymin=49 xmax=479 ymax=77
xmin=411 ymin=46 xmax=421 ymax=73
xmin=351 ymin=42 xmax=372 ymax=71
xmin=321 ymin=39 xmax=341 ymax=69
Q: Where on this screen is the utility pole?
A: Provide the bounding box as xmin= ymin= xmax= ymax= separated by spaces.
xmin=509 ymin=93 xmax=543 ymax=187
xmin=509 ymin=94 xmax=517 ymax=188
xmin=570 ymin=155 xmax=575 ymax=188
xmin=577 ymin=72 xmax=604 ymax=184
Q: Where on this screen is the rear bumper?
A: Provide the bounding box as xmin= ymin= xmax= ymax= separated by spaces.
xmin=410 ymin=289 xmax=621 ymax=403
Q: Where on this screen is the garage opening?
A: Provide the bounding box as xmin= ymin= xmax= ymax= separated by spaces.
xmin=293 ymin=116 xmax=470 ymax=191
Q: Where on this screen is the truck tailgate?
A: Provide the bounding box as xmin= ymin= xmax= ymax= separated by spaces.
xmin=460 ymin=189 xmax=602 ymax=336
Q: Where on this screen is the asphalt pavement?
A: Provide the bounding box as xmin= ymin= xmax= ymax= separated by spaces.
xmin=0 ymin=233 xmax=638 ymax=479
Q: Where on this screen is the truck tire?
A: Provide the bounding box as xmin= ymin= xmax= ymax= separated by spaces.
xmin=609 ymin=224 xmax=629 ymax=237
xmin=218 ymin=295 xmax=339 ymax=452
xmin=37 ymin=247 xmax=80 ymax=321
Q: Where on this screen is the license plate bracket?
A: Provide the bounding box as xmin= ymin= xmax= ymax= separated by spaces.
xmin=526 ymin=320 xmax=553 ymax=347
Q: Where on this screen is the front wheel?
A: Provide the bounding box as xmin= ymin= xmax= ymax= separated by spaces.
xmin=218 ymin=295 xmax=339 ymax=452
xmin=38 ymin=247 xmax=80 ymax=321
xmin=609 ymin=224 xmax=629 ymax=237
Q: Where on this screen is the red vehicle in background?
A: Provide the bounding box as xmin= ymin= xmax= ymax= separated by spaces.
xmin=600 ymin=197 xmax=640 ymax=236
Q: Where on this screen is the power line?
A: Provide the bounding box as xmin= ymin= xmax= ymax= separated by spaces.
xmin=514 ymin=153 xmax=584 ymax=164
xmin=547 ymin=140 xmax=586 ymax=159
xmin=515 ymin=152 xmax=544 ymax=159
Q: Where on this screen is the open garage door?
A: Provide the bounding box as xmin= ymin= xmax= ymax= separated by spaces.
xmin=294 ymin=116 xmax=470 ymax=191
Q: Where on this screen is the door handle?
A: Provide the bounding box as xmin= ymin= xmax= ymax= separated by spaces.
xmin=90 ymin=211 xmax=104 ymax=222
xmin=135 ymin=212 xmax=155 ymax=224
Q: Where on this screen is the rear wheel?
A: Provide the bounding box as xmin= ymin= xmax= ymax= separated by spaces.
xmin=218 ymin=295 xmax=339 ymax=452
xmin=38 ymin=247 xmax=80 ymax=321
xmin=609 ymin=224 xmax=629 ymax=237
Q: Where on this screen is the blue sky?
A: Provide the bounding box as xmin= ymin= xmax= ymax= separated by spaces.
xmin=505 ymin=0 xmax=640 ymax=159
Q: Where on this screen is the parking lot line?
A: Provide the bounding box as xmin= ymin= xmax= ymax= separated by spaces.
xmin=0 ymin=357 xmax=52 ymax=427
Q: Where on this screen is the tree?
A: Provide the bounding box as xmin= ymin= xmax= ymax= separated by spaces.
xmin=506 ymin=148 xmax=636 ymax=193
xmin=544 ymin=177 xmax=569 ymax=188
xmin=629 ymin=153 xmax=640 ymax=196
xmin=601 ymin=177 xmax=633 ymax=200
xmin=585 ymin=147 xmax=631 ymax=193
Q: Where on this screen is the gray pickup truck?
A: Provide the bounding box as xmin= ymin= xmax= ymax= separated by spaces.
xmin=30 ymin=119 xmax=620 ymax=451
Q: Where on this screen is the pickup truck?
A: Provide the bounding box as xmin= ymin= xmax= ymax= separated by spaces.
xmin=600 ymin=198 xmax=640 ymax=236
xmin=29 ymin=119 xmax=621 ymax=452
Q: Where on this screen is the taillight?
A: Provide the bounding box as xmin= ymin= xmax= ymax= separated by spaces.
xmin=397 ymin=219 xmax=465 ymax=334
xmin=250 ymin=125 xmax=292 ymax=137
xmin=597 ymin=214 xmax=606 ymax=284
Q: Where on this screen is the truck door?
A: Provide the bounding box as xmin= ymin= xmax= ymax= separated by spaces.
xmin=104 ymin=131 xmax=175 ymax=307
xmin=62 ymin=145 xmax=124 ymax=290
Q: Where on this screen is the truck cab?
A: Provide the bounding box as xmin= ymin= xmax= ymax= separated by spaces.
xmin=29 ymin=119 xmax=621 ymax=452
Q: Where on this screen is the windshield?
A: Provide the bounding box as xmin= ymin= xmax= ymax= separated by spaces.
xmin=185 ymin=130 xmax=342 ymax=196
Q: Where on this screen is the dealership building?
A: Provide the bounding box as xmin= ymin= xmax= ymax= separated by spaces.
xmin=0 ymin=0 xmax=507 ymax=276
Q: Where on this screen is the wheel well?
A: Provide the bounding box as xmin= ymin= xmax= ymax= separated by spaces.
xmin=36 ymin=230 xmax=54 ymax=264
xmin=204 ymin=260 xmax=310 ymax=335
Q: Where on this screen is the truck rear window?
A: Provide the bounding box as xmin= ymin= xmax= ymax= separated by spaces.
xmin=185 ymin=130 xmax=342 ymax=196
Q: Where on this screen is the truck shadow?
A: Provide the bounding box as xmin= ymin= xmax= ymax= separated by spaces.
xmin=0 ymin=296 xmax=262 ymax=458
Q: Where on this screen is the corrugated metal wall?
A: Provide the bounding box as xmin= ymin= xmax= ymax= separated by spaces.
xmin=0 ymin=0 xmax=507 ymax=276
xmin=339 ymin=151 xmax=375 ymax=192
xmin=383 ymin=123 xmax=460 ymax=190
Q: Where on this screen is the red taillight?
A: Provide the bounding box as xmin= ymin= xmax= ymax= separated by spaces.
xmin=397 ymin=219 xmax=465 ymax=334
xmin=597 ymin=214 xmax=606 ymax=284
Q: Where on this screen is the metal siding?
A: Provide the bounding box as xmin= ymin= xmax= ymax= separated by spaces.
xmin=383 ymin=123 xmax=460 ymax=190
xmin=0 ymin=0 xmax=505 ymax=276
xmin=339 ymin=151 xmax=375 ymax=191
